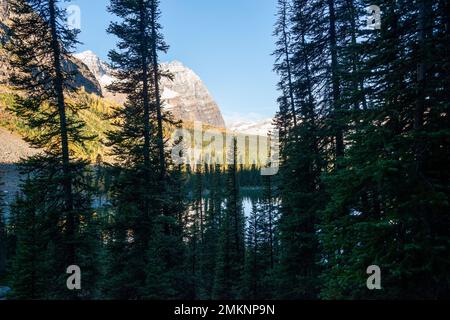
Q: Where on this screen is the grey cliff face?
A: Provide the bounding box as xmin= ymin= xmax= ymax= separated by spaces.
xmin=1 ymin=5 xmax=225 ymax=128
xmin=0 ymin=4 xmax=102 ymax=96
xmin=160 ymin=61 xmax=225 ymax=128
xmin=74 ymin=51 xmax=226 ymax=128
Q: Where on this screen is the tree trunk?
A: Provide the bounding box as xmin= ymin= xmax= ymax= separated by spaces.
xmin=281 ymin=0 xmax=297 ymax=129
xmin=346 ymin=0 xmax=367 ymax=110
xmin=267 ymin=176 xmax=274 ymax=270
xmin=49 ymin=0 xmax=75 ymax=264
xmin=327 ymin=0 xmax=344 ymax=159
xmin=150 ymin=0 xmax=166 ymax=178
xmin=415 ymin=0 xmax=431 ymax=173
xmin=139 ymin=0 xmax=151 ymax=217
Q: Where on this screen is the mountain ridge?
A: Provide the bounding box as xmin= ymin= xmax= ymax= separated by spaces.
xmin=74 ymin=50 xmax=226 ymax=128
xmin=227 ymin=117 xmax=274 ymax=136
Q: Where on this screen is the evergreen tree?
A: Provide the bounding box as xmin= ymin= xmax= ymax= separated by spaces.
xmin=145 ymin=215 xmax=189 ymax=299
xmin=319 ymin=0 xmax=450 ymax=299
xmin=273 ymin=0 xmax=297 ymax=130
xmin=104 ymin=0 xmax=186 ymax=299
xmin=5 ymin=0 xmax=99 ymax=299
xmin=10 ymin=183 xmax=48 ymax=299
xmin=241 ymin=202 xmax=264 ymax=299
xmin=184 ymin=164 xmax=204 ymax=299
xmin=198 ymin=164 xmax=222 ymax=299
xmin=260 ymin=175 xmax=279 ymax=284
xmin=274 ymin=0 xmax=327 ymax=299
xmin=213 ymin=138 xmax=245 ymax=299
xmin=149 ymin=0 xmax=167 ymax=179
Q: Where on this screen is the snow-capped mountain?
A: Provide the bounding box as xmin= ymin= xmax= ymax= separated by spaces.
xmin=159 ymin=60 xmax=225 ymax=128
xmin=73 ymin=51 xmax=226 ymax=128
xmin=227 ymin=117 xmax=274 ymax=136
xmin=73 ymin=50 xmax=114 ymax=88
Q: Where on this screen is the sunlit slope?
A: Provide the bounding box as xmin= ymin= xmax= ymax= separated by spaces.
xmin=0 ymin=87 xmax=272 ymax=167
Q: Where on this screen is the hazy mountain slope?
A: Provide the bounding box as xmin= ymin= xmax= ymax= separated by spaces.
xmin=227 ymin=118 xmax=274 ymax=136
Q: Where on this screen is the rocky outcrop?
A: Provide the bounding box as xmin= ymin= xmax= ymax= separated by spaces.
xmin=74 ymin=51 xmax=226 ymax=128
xmin=0 ymin=0 xmax=7 ymax=22
xmin=0 ymin=128 xmax=40 ymax=217
xmin=0 ymin=127 xmax=40 ymax=163
xmin=64 ymin=57 xmax=103 ymax=96
xmin=160 ymin=61 xmax=225 ymax=128
xmin=0 ymin=3 xmax=102 ymax=96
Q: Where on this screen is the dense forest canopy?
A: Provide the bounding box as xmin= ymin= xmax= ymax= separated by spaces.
xmin=0 ymin=0 xmax=448 ymax=300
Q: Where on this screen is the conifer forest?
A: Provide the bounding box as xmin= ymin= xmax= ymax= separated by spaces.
xmin=0 ymin=0 xmax=448 ymax=301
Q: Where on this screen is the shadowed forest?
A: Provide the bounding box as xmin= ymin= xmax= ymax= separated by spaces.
xmin=0 ymin=0 xmax=449 ymax=300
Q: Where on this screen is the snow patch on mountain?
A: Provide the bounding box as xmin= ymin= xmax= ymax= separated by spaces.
xmin=73 ymin=51 xmax=226 ymax=128
xmin=161 ymin=87 xmax=180 ymax=100
xmin=73 ymin=50 xmax=112 ymax=88
xmin=225 ymin=114 xmax=274 ymax=136
xmin=73 ymin=51 xmax=275 ymax=134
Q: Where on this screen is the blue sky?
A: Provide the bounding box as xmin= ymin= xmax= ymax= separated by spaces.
xmin=68 ymin=0 xmax=279 ymax=124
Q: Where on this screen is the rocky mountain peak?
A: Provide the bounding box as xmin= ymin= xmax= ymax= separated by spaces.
xmin=74 ymin=51 xmax=226 ymax=128
xmin=0 ymin=11 xmax=102 ymax=96
xmin=73 ymin=51 xmax=113 ymax=88
xmin=159 ymin=61 xmax=225 ymax=128
xmin=226 ymin=117 xmax=274 ymax=136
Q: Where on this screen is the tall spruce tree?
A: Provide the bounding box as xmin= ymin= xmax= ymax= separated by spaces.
xmin=5 ymin=0 xmax=99 ymax=299
xmin=184 ymin=164 xmax=204 ymax=298
xmin=273 ymin=0 xmax=297 ymax=130
xmin=319 ymin=0 xmax=450 ymax=299
xmin=104 ymin=0 xmax=186 ymax=299
xmin=274 ymin=0 xmax=327 ymax=299
xmin=9 ymin=177 xmax=58 ymax=299
xmin=198 ymin=164 xmax=222 ymax=299
xmin=241 ymin=202 xmax=265 ymax=299
xmin=260 ymin=175 xmax=279 ymax=285
xmin=213 ymin=138 xmax=245 ymax=299
xmin=241 ymin=190 xmax=279 ymax=300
